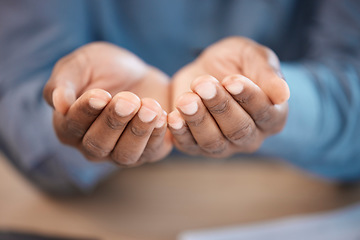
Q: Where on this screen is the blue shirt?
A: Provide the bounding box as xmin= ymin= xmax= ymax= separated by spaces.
xmin=0 ymin=0 xmax=360 ymax=194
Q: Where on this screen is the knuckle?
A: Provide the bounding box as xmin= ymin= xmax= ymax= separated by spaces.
xmin=171 ymin=125 xmax=190 ymax=136
xmin=81 ymin=106 xmax=100 ymax=118
xmin=104 ymin=114 xmax=126 ymax=130
xmin=235 ymin=92 xmax=255 ymax=106
xmin=130 ymin=125 xmax=150 ymax=137
xmin=186 ymin=115 xmax=206 ymax=127
xmin=199 ymin=138 xmax=228 ymax=154
xmin=65 ymin=119 xmax=86 ymax=138
xmin=253 ymin=105 xmax=272 ymax=125
xmin=226 ymin=122 xmax=255 ymax=144
xmin=112 ymin=151 xmax=138 ymax=165
xmin=235 ymin=98 xmax=247 ymax=105
xmin=140 ymin=148 xmax=157 ymax=163
xmin=207 ymin=99 xmax=231 ymax=115
xmin=82 ymin=137 xmax=110 ymax=159
xmin=150 ymin=128 xmax=166 ymax=138
xmin=176 ymin=142 xmax=199 ymax=155
xmin=144 ymin=142 xmax=161 ymax=157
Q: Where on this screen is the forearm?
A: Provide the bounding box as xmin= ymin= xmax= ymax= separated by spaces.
xmin=259 ymin=0 xmax=360 ymax=181
xmin=0 ymin=72 xmax=117 ymax=195
xmin=259 ymin=62 xmax=360 ymax=181
xmin=0 ymin=1 xmax=118 ymax=194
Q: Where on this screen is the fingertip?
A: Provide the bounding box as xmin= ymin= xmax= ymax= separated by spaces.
xmin=52 ymin=87 xmax=76 ymax=115
xmin=43 ymin=81 xmax=55 ymax=107
xmin=89 ymin=88 xmax=112 ymax=99
xmin=176 ymin=93 xmax=199 ymax=116
xmin=87 ymin=89 xmax=112 ymax=110
xmin=168 ymin=110 xmax=185 ymax=130
xmin=138 ymin=98 xmax=163 ymax=123
xmin=175 ymin=92 xmax=199 ymax=106
xmin=116 ymin=91 xmax=141 ymax=105
xmin=222 ymin=74 xmax=249 ymax=95
xmin=267 ymin=77 xmax=290 ymax=104
xmin=221 ymin=73 xmax=290 ymax=104
xmin=190 ymin=75 xmax=218 ymax=90
xmin=155 ymin=110 xmax=168 ymax=128
xmin=280 ymin=79 xmax=290 ymax=102
xmin=141 ymin=98 xmax=163 ymax=113
xmin=191 ymin=75 xmax=219 ymax=101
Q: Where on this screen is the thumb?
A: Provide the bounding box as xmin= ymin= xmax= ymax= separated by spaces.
xmin=198 ymin=37 xmax=290 ymax=105
xmin=259 ymin=48 xmax=290 ymax=105
xmin=43 ymin=54 xmax=90 ymax=115
xmin=49 ymin=84 xmax=76 ymax=115
xmin=242 ymin=44 xmax=290 ymax=105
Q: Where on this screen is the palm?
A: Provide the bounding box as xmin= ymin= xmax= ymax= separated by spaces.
xmin=44 ymin=42 xmax=172 ymax=166
xmin=76 ymin=43 xmax=170 ymax=111
xmin=168 ymin=37 xmax=289 ymax=158
xmin=171 ymin=37 xmax=289 ymax=106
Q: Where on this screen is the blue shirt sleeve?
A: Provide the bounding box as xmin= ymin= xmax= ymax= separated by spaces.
xmin=1 ymin=0 xmax=360 ymax=195
xmin=0 ymin=0 xmax=117 ymax=194
xmin=259 ymin=0 xmax=360 ymax=181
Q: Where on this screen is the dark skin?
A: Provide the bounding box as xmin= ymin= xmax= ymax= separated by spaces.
xmin=168 ymin=37 xmax=289 ymax=158
xmin=43 ymin=42 xmax=172 ymax=167
xmin=43 ymin=37 xmax=289 ymax=166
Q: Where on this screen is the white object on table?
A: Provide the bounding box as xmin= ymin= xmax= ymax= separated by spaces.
xmin=179 ymin=203 xmax=360 ymax=240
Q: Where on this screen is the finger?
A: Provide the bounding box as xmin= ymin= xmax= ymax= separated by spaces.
xmin=241 ymin=42 xmax=290 ymax=104
xmin=168 ymin=109 xmax=201 ymax=156
xmin=81 ymin=91 xmax=141 ymax=161
xmin=53 ymin=88 xmax=111 ymax=145
xmin=43 ymin=43 xmax=151 ymax=115
xmin=175 ymin=92 xmax=229 ymax=157
xmin=111 ymin=98 xmax=163 ymax=166
xmin=50 ymin=86 xmax=77 ymax=115
xmin=43 ymin=51 xmax=91 ymax=114
xmin=138 ymin=111 xmax=173 ymax=164
xmin=199 ymin=37 xmax=289 ymax=104
xmin=190 ymin=75 xmax=259 ymax=150
xmin=222 ymin=74 xmax=287 ymax=133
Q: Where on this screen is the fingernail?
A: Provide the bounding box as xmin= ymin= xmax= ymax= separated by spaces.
xmin=138 ymin=106 xmax=157 ymax=123
xmin=168 ymin=116 xmax=184 ymax=130
xmin=115 ymin=98 xmax=137 ymax=117
xmin=195 ymin=82 xmax=217 ymax=100
xmin=178 ymin=101 xmax=198 ymax=115
xmin=89 ymin=98 xmax=108 ymax=110
xmin=64 ymin=88 xmax=76 ymax=105
xmin=155 ymin=111 xmax=167 ymax=128
xmin=224 ymin=81 xmax=244 ymax=95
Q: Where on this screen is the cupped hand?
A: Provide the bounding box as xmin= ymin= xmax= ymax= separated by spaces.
xmin=168 ymin=37 xmax=289 ymax=157
xmin=43 ymin=42 xmax=172 ymax=166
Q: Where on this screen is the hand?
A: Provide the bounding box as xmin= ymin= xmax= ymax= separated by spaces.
xmin=43 ymin=42 xmax=172 ymax=166
xmin=168 ymin=37 xmax=289 ymax=157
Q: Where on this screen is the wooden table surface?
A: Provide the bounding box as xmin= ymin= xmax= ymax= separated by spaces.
xmin=1 ymin=153 xmax=360 ymax=240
